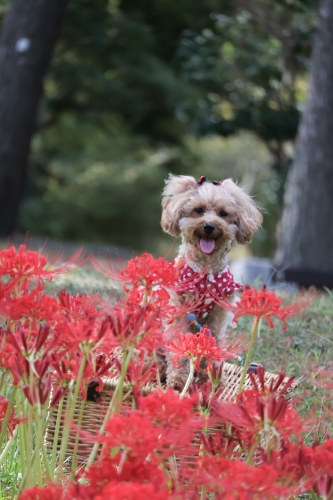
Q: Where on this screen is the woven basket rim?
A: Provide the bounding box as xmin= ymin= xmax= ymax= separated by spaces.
xmin=101 ymin=362 xmax=300 ymax=395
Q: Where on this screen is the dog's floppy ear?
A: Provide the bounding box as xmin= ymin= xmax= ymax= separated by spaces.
xmin=161 ymin=197 xmax=182 ymax=236
xmin=221 ymin=179 xmax=263 ymax=244
xmin=161 ymin=175 xmax=197 ymax=237
xmin=162 ymin=175 xmax=197 ymax=197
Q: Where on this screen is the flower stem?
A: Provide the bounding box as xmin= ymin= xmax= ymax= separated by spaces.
xmin=17 ymin=416 xmax=52 ymax=496
xmin=85 ymin=345 xmax=135 ymax=468
xmin=71 ymin=397 xmax=86 ymax=479
xmin=40 ymin=409 xmax=53 ymax=482
xmin=16 ymin=390 xmax=26 ymax=480
xmin=152 ymin=350 xmax=162 ymax=389
xmin=56 ymin=351 xmax=88 ymax=482
xmin=238 ymin=318 xmax=261 ymax=393
xmin=180 ymin=358 xmax=195 ymax=398
xmin=0 ymin=385 xmax=17 ymax=450
xmin=26 ymin=404 xmax=33 ymax=488
xmin=168 ymin=455 xmax=178 ymax=489
xmin=0 ymin=427 xmax=18 ymax=467
xmin=34 ymin=412 xmax=43 ymax=487
xmin=50 ymin=395 xmax=64 ymax=474
xmin=0 ymin=370 xmax=7 ymax=394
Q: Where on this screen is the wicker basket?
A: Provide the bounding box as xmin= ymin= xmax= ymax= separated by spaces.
xmin=45 ymin=363 xmax=298 ymax=465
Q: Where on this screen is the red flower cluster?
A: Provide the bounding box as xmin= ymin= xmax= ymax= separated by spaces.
xmin=0 ymin=246 xmax=328 ymax=500
xmin=0 ymin=245 xmax=83 ymax=289
xmin=220 ymin=284 xmax=314 ymax=328
xmin=165 ymin=327 xmax=244 ymax=371
xmin=92 ymin=253 xmax=178 ymax=292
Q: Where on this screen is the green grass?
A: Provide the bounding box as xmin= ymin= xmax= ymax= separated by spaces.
xmin=0 ymin=433 xmax=21 ymax=500
xmin=44 ymin=267 xmax=122 ymax=297
xmin=248 ymin=290 xmax=333 ymax=439
xmin=247 ymin=291 xmax=333 ymax=376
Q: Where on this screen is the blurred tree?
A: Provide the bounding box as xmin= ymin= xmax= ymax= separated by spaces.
xmin=176 ymin=0 xmax=318 ymax=175
xmin=275 ymin=0 xmax=333 ymax=278
xmin=15 ymin=0 xmax=319 ymax=254
xmin=0 ymin=0 xmax=68 ymax=236
xmin=37 ymin=0 xmax=317 ymax=151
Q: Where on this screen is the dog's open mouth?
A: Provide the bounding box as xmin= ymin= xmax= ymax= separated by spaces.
xmin=199 ymin=238 xmax=216 ymax=254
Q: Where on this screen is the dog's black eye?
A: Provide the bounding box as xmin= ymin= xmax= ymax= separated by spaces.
xmin=195 ymin=207 xmax=204 ymax=214
xmin=219 ymin=210 xmax=228 ymax=217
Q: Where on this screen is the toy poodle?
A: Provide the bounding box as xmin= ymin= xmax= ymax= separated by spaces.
xmin=160 ymin=174 xmax=263 ymax=390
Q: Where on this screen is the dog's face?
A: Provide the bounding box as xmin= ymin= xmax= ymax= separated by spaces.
xmin=161 ymin=175 xmax=263 ymax=255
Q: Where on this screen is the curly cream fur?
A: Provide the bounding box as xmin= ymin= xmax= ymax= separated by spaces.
xmin=161 ymin=174 xmax=263 ymax=390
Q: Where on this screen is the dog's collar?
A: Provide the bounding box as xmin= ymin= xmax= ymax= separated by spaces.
xmin=175 ymin=256 xmax=227 ymax=280
xmin=175 ymin=257 xmax=244 ymax=318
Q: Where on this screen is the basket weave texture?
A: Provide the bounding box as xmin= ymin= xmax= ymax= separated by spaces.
xmin=45 ymin=363 xmax=298 ymax=465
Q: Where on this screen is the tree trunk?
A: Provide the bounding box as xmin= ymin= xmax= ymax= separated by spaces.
xmin=274 ymin=0 xmax=333 ymax=277
xmin=0 ymin=0 xmax=68 ymax=237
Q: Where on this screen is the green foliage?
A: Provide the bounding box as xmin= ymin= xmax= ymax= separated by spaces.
xmin=176 ymin=0 xmax=317 ymax=145
xmin=19 ymin=0 xmax=319 ymax=254
xmin=20 ymin=125 xmax=277 ymax=255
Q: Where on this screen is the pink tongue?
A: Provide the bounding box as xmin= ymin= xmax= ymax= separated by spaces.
xmin=200 ymin=238 xmax=216 ymax=254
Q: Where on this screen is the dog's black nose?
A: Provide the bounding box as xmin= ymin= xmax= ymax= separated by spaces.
xmin=204 ymin=223 xmax=215 ymax=234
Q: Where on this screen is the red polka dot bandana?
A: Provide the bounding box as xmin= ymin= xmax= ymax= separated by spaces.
xmin=176 ymin=260 xmax=244 ymax=318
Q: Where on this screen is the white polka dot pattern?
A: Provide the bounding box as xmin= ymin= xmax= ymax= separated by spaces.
xmin=176 ymin=262 xmax=244 ymax=318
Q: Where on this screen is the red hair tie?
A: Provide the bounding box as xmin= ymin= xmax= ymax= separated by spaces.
xmin=213 ymin=180 xmax=221 ymax=186
xmin=197 ymin=176 xmax=206 ymax=186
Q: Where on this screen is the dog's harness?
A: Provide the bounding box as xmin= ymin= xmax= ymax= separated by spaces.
xmin=175 ymin=257 xmax=244 ymax=320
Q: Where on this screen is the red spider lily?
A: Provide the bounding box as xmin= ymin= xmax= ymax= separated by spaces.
xmin=259 ymin=441 xmax=309 ymax=491
xmin=4 ymin=352 xmax=30 ymax=385
xmin=213 ymin=389 xmax=303 ymax=450
xmin=22 ymin=375 xmax=66 ymax=409
xmin=0 ymin=278 xmax=19 ymax=299
xmin=107 ymin=303 xmax=163 ymax=353
xmin=0 ymin=395 xmax=23 ymax=436
xmin=91 ymin=253 xmax=178 ymax=292
xmin=0 ymin=245 xmax=84 ymax=288
xmin=17 ymin=485 xmax=64 ymax=500
xmin=100 ymin=394 xmax=202 ymax=462
xmin=66 ymin=481 xmax=172 ymax=500
xmin=137 ymin=389 xmax=200 ymax=429
xmin=57 ymin=290 xmax=100 ymax=321
xmin=313 ymin=476 xmax=333 ymax=499
xmin=0 ymin=328 xmax=22 ymax=375
xmin=5 ymin=325 xmax=59 ymax=362
xmin=189 ymin=380 xmax=224 ymax=412
xmin=210 ymin=367 xmax=302 ymax=451
xmin=165 ymin=327 xmax=244 ymax=371
xmin=50 ymin=351 xmax=114 ymax=398
xmin=83 ymin=482 xmax=171 ymax=500
xmin=122 ymin=353 xmax=158 ymax=395
xmin=1 ymin=326 xmax=60 ymax=384
xmin=84 ymin=454 xmax=166 ymax=488
xmin=58 ymin=316 xmax=111 ymax=353
xmin=200 ymin=429 xmax=241 ymax=460
xmin=126 ymin=286 xmax=179 ymax=324
xmin=101 ymin=412 xmax=169 ymax=463
xmin=266 ymin=442 xmax=333 ymax=497
xmin=5 ymin=349 xmax=53 ymax=387
xmin=301 ymin=440 xmax=333 ymax=497
xmin=193 ymin=456 xmax=292 ymax=499
xmin=218 ymin=285 xmax=314 ymax=328
xmin=1 ymin=288 xmax=61 ymax=326
xmin=248 ymin=364 xmax=296 ymax=398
